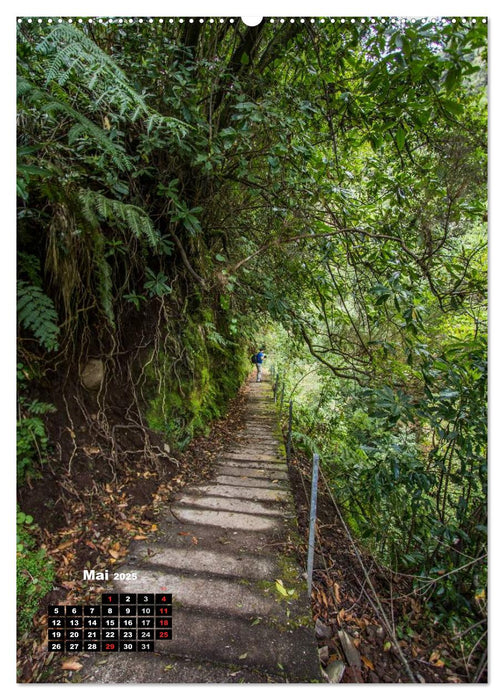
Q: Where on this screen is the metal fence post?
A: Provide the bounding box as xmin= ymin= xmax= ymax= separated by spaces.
xmin=307 ymin=453 xmax=319 ymax=597
xmin=286 ymin=400 xmax=293 ymax=464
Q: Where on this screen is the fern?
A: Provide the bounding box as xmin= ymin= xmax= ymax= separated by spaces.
xmin=17 ymin=253 xmax=42 ymax=286
xmin=35 ymin=24 xmax=150 ymax=119
xmin=17 ymin=78 xmax=132 ymax=172
xmin=17 ymin=280 xmax=60 ymax=352
xmin=291 ymin=429 xmax=320 ymax=457
xmin=79 ymin=190 xmax=160 ymax=249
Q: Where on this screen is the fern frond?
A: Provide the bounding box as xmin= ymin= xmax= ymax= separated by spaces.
xmin=79 ymin=190 xmax=160 ymax=249
xmin=144 ymin=112 xmax=191 ymax=141
xmin=291 ymin=430 xmax=320 ymax=457
xmin=35 ymin=25 xmax=150 ymax=120
xmin=17 ymin=280 xmax=60 ymax=352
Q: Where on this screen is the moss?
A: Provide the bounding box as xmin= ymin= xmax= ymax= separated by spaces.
xmin=141 ymin=307 xmax=249 ymax=449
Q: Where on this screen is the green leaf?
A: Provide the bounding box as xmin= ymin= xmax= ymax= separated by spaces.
xmin=396 ymin=126 xmax=406 ymax=151
xmin=275 ymin=579 xmax=288 ymax=597
xmin=441 ymin=99 xmax=464 ymax=116
xmin=444 ymin=67 xmax=460 ymax=93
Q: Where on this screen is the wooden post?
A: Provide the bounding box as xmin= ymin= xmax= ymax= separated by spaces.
xmin=307 ymin=453 xmax=319 ymax=597
xmin=286 ymin=400 xmax=293 ymax=464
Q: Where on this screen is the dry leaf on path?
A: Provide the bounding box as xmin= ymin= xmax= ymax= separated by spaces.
xmin=362 ymin=656 xmax=375 ymax=671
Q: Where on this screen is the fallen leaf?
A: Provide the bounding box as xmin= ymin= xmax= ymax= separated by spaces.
xmin=51 ymin=540 xmax=74 ymax=553
xmin=108 ymin=549 xmax=120 ymax=559
xmin=62 ymin=659 xmax=82 ymax=671
xmin=333 ymin=582 xmax=341 ymax=603
xmin=239 ymin=652 xmax=248 ymax=659
xmin=178 ymin=531 xmax=190 ymax=536
xmin=275 ymin=579 xmax=288 ymax=597
xmin=133 ymin=535 xmax=148 ymax=540
xmin=151 ymin=524 xmax=158 ymax=532
xmin=362 ymin=656 xmax=375 ymax=671
xmin=191 ymin=536 xmax=198 ymax=545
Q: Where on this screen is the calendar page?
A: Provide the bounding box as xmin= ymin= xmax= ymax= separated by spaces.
xmin=15 ymin=6 xmax=488 ymax=688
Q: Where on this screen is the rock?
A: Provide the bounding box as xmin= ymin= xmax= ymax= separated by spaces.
xmin=81 ymin=359 xmax=104 ymax=390
xmin=318 ymin=646 xmax=329 ymax=663
xmin=315 ymin=618 xmax=332 ymax=639
xmin=326 ymin=660 xmax=345 ymax=683
xmin=163 ymin=443 xmax=171 ymax=454
xmin=338 ymin=629 xmax=361 ymax=668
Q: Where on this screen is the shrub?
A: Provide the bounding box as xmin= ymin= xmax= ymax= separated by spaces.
xmin=17 ymin=509 xmax=55 ymax=637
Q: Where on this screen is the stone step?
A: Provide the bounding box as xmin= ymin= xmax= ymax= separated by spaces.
xmin=185 ymin=483 xmax=290 ymax=502
xmin=130 ymin=518 xmax=286 ymax=558
xmin=176 ymin=493 xmax=286 ymax=517
xmin=219 ymin=458 xmax=288 ymax=473
xmin=221 ymin=453 xmax=285 ymax=463
xmin=213 ymin=474 xmax=289 ymax=489
xmin=131 ymin=545 xmax=278 ymax=581
xmin=170 ymin=505 xmax=282 ymax=531
xmin=218 ymin=464 xmax=289 ymax=481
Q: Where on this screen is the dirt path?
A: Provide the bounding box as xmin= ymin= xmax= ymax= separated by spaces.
xmin=79 ymin=374 xmax=321 ymax=683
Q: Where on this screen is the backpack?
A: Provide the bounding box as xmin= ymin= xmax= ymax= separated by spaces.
xmin=251 ymin=353 xmax=257 ymax=364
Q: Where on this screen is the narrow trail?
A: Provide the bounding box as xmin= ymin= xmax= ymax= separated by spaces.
xmin=80 ymin=373 xmax=321 ymax=683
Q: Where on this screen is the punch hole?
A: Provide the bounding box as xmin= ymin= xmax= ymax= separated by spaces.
xmin=241 ymin=17 xmax=263 ymax=26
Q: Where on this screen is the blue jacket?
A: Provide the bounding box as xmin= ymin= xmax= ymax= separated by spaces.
xmin=256 ymin=352 xmax=265 ymax=364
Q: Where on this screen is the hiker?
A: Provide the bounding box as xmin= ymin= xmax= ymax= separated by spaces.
xmin=254 ymin=348 xmax=266 ymax=382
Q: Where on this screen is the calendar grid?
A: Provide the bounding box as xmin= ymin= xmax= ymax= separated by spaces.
xmin=47 ymin=593 xmax=172 ymax=652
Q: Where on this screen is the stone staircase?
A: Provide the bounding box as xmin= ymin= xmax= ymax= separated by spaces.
xmin=80 ymin=376 xmax=321 ymax=683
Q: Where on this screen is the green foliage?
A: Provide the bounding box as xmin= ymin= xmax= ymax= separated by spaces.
xmin=17 ymin=363 xmax=56 ymax=482
xmin=79 ymin=190 xmax=161 ymax=250
xmin=17 ymin=280 xmax=60 ymax=352
xmin=17 ymin=507 xmax=55 ymax=636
